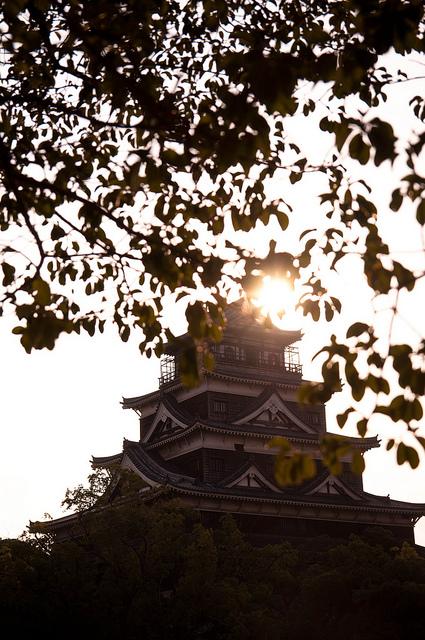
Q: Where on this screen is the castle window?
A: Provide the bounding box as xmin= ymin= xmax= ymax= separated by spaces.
xmin=259 ymin=351 xmax=282 ymax=367
xmin=234 ymin=443 xmax=245 ymax=451
xmin=212 ymin=400 xmax=227 ymax=415
xmin=269 ymin=353 xmax=279 ymax=367
xmin=212 ymin=343 xmax=245 ymax=363
xmin=224 ymin=345 xmax=236 ymax=360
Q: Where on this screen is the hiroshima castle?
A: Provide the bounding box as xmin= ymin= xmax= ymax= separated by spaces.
xmin=36 ymin=301 xmax=425 ymax=544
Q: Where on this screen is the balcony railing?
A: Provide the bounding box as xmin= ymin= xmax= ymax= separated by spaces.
xmin=210 ymin=344 xmax=302 ymax=375
xmin=160 ymin=344 xmax=302 ymax=386
xmin=159 ymin=354 xmax=178 ymax=386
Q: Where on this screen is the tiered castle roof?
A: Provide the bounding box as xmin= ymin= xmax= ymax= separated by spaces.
xmin=32 ymin=300 xmax=425 ymax=543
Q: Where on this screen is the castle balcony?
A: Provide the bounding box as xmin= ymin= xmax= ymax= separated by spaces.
xmin=210 ymin=343 xmax=302 ymax=380
xmin=159 ymin=354 xmax=179 ymax=386
xmin=159 ymin=345 xmax=302 ymax=387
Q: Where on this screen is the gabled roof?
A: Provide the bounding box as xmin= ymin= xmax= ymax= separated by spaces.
xmin=232 ymin=388 xmax=316 ymax=433
xmin=35 ymin=438 xmax=425 ymax=537
xmin=122 ymin=439 xmax=194 ymax=486
xmin=95 ymin=441 xmax=425 ymax=517
xmin=303 ymin=470 xmax=364 ymax=501
xmin=122 ymin=388 xmax=161 ymax=410
xmin=220 ymin=461 xmax=281 ymax=492
xmin=142 ymin=417 xmax=378 ymax=453
xmin=142 ymin=395 xmax=194 ymax=443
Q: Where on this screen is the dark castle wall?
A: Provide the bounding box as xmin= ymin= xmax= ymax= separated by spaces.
xmin=179 ymin=391 xmax=326 ymax=432
xmin=172 ymin=449 xmax=365 ymax=496
xmin=199 ymin=511 xmax=415 ymax=546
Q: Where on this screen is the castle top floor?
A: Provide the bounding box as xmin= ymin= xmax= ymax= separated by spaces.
xmin=160 ymin=299 xmax=303 ymax=388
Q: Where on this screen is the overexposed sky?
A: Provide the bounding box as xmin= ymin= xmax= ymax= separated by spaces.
xmin=0 ymin=325 xmax=152 ymax=536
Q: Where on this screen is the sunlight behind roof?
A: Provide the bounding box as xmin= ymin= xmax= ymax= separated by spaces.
xmin=251 ymin=275 xmax=301 ymax=332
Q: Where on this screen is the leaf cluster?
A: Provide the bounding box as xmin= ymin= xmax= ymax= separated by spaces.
xmin=1 ymin=1 xmax=425 ymax=464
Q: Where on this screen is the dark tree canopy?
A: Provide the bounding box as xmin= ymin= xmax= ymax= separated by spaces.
xmin=4 ymin=502 xmax=425 ymax=640
xmin=1 ymin=1 xmax=425 ymax=467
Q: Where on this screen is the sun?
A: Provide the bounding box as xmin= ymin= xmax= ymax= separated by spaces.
xmin=251 ymin=276 xmax=300 ymax=330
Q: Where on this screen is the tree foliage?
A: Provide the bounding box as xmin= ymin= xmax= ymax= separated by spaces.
xmin=3 ymin=503 xmax=425 ymax=639
xmin=1 ymin=1 xmax=425 ymax=463
xmin=61 ymin=467 xmax=111 ymax=511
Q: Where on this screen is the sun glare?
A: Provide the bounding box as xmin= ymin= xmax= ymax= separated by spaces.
xmin=252 ymin=276 xmax=300 ymax=330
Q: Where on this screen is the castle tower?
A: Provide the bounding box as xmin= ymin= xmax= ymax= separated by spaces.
xmin=37 ymin=301 xmax=425 ymax=543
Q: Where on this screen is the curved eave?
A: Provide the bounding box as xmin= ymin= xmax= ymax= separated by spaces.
xmin=29 ymin=511 xmax=80 ymax=533
xmin=122 ymin=388 xmax=161 ymax=410
xmin=145 ymin=421 xmax=322 ymax=450
xmin=169 ymin=484 xmax=425 ymax=517
xmin=130 ymin=367 xmax=306 ymax=398
xmin=91 ymin=453 xmax=123 ymax=468
xmin=346 ymin=435 xmax=379 ymax=450
xmin=121 ymin=443 xmax=425 ymax=517
xmin=96 ymin=442 xmax=425 ymax=519
xmin=224 ymin=325 xmax=302 ymax=344
xmin=31 ymin=486 xmax=425 ymax=536
xmin=123 ymin=440 xmax=195 ymax=485
xmin=29 ymin=486 xmax=170 ymax=535
xmin=154 ymin=369 xmax=303 ymax=395
xmin=361 ymin=491 xmax=425 ymax=513
xmin=321 ymin=433 xmax=379 ymax=451
xmin=206 ymin=369 xmax=301 ymax=389
xmin=145 ymin=421 xmax=378 ymax=452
